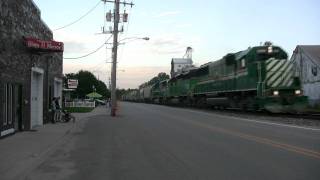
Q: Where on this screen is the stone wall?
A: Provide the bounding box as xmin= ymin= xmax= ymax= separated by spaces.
xmin=0 ymin=0 xmax=63 ymax=131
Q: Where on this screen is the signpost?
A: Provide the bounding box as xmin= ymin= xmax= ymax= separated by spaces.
xmin=67 ymin=79 xmax=78 ymax=89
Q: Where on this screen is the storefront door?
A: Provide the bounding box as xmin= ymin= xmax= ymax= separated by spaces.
xmin=30 ymin=68 xmax=44 ymax=129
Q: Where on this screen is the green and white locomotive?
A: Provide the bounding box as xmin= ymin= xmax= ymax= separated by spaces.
xmin=126 ymin=43 xmax=308 ymax=113
xmin=192 ymin=42 xmax=307 ymax=112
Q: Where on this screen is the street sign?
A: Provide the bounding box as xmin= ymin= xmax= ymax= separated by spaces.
xmin=24 ymin=37 xmax=64 ymax=52
xmin=67 ymin=79 xmax=78 ymax=89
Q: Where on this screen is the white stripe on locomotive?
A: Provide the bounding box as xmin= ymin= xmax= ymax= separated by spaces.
xmin=266 ymin=60 xmax=287 ymax=86
xmin=270 ymin=61 xmax=292 ymax=87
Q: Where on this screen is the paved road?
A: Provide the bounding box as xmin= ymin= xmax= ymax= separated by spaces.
xmin=26 ymin=102 xmax=320 ymax=180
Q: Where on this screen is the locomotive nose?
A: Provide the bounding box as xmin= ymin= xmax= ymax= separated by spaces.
xmin=265 ymin=59 xmax=295 ymax=88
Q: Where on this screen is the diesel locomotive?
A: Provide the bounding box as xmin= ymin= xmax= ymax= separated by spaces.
xmin=124 ymin=43 xmax=308 ymax=113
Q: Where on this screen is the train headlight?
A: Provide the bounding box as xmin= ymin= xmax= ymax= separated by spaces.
xmin=268 ymin=46 xmax=273 ymax=53
xmin=295 ymin=90 xmax=302 ymax=95
xmin=273 ymin=90 xmax=279 ymax=96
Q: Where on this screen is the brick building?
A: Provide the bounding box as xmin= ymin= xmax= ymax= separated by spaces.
xmin=0 ymin=0 xmax=63 ymax=137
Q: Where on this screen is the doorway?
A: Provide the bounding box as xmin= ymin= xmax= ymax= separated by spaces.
xmin=54 ymin=78 xmax=63 ymax=102
xmin=30 ymin=67 xmax=44 ymax=129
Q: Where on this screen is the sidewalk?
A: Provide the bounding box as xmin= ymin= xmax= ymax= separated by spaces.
xmin=0 ymin=106 xmax=107 ymax=180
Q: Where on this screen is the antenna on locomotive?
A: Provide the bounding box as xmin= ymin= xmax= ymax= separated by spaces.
xmin=264 ymin=41 xmax=273 ymax=46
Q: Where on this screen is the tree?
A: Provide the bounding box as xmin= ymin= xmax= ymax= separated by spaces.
xmin=157 ymin=72 xmax=170 ymax=81
xmin=116 ymin=88 xmax=127 ymax=98
xmin=64 ymin=70 xmax=110 ymax=99
xmin=147 ymin=72 xmax=170 ymax=86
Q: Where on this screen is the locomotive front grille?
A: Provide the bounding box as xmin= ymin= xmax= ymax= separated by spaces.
xmin=265 ymin=59 xmax=294 ymax=88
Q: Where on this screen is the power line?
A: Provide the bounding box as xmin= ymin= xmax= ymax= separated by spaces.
xmin=54 ymin=0 xmax=102 ymax=31
xmin=89 ymin=61 xmax=107 ymax=70
xmin=64 ymin=35 xmax=113 ymax=60
xmin=63 ymin=42 xmax=105 ymax=59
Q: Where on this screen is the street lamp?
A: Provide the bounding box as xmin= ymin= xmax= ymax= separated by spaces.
xmin=110 ymin=36 xmax=149 ymax=116
xmin=118 ymin=37 xmax=150 ymax=43
xmin=106 ymin=37 xmax=150 ymax=46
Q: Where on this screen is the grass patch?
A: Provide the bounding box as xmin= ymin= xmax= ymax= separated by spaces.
xmin=65 ymin=107 xmax=94 ymax=113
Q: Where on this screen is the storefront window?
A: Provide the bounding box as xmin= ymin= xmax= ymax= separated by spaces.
xmin=2 ymin=83 xmax=14 ymax=126
xmin=8 ymin=84 xmax=13 ymax=125
xmin=3 ymin=84 xmax=8 ymax=125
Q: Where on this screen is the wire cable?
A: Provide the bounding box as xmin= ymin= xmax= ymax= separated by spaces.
xmin=88 ymin=61 xmax=107 ymax=70
xmin=54 ymin=0 xmax=102 ymax=31
xmin=64 ymin=42 xmax=105 ymax=60
xmin=64 ymin=35 xmax=113 ymax=60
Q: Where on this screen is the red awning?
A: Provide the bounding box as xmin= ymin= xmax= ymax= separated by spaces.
xmin=24 ymin=37 xmax=64 ymax=52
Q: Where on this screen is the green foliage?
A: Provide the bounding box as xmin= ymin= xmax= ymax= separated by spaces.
xmin=116 ymin=89 xmax=127 ymax=98
xmin=64 ymin=70 xmax=110 ymax=99
xmin=139 ymin=72 xmax=170 ymax=88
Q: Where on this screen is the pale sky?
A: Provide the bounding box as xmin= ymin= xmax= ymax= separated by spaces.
xmin=33 ymin=0 xmax=320 ymax=89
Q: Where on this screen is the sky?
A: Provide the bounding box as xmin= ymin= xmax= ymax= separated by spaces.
xmin=33 ymin=0 xmax=320 ymax=89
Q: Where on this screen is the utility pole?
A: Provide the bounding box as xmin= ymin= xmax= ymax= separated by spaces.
xmin=110 ymin=0 xmax=120 ymax=116
xmin=102 ymin=0 xmax=134 ymax=116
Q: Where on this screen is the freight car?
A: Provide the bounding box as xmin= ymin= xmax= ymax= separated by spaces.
xmin=123 ymin=89 xmax=139 ymax=102
xmin=141 ymin=85 xmax=152 ymax=102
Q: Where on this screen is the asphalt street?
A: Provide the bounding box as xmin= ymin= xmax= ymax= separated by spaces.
xmin=25 ymin=102 xmax=320 ymax=180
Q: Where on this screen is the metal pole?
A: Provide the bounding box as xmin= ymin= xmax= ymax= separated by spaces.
xmin=111 ymin=0 xmax=120 ymax=116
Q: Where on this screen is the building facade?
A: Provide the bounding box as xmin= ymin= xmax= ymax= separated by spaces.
xmin=170 ymin=58 xmax=194 ymax=78
xmin=291 ymin=45 xmax=320 ymax=107
xmin=0 ymin=0 xmax=63 ymax=137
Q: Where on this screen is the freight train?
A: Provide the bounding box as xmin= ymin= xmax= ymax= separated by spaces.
xmin=123 ymin=43 xmax=308 ymax=113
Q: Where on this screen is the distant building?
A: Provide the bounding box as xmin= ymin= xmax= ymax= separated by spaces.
xmin=0 ymin=0 xmax=64 ymax=137
xmin=170 ymin=58 xmax=195 ymax=78
xmin=291 ymin=45 xmax=320 ymax=107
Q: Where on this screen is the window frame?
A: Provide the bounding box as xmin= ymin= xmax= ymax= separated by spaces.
xmin=2 ymin=83 xmax=16 ymax=126
xmin=3 ymin=83 xmax=8 ymax=126
xmin=8 ymin=84 xmax=13 ymax=125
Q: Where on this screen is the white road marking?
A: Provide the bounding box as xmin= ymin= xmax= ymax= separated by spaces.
xmin=133 ymin=103 xmax=320 ymax=132
xmin=181 ymin=109 xmax=320 ymax=132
